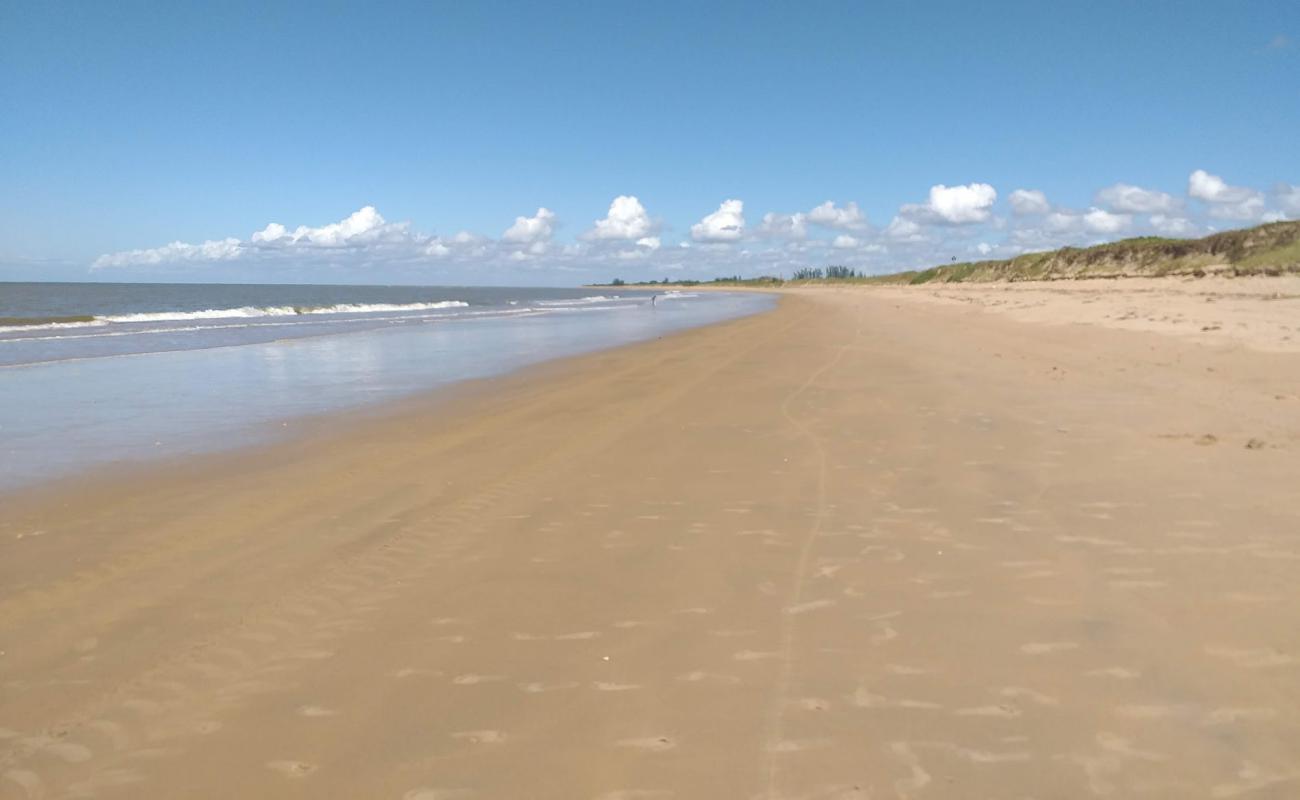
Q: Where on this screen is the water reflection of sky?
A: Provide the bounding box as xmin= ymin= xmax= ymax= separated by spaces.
xmin=1 ymin=293 xmax=773 ymax=491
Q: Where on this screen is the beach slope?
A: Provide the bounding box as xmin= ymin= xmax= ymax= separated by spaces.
xmin=2 ymin=287 xmax=1298 ymax=799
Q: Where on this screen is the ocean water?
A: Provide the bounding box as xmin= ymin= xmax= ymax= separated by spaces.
xmin=0 ymin=282 xmax=773 ymax=491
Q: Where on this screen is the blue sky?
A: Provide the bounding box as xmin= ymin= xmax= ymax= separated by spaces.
xmin=2 ymin=1 xmax=1297 ymax=285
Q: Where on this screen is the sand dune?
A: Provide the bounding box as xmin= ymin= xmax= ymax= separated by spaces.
xmin=873 ymin=275 xmax=1300 ymax=353
xmin=2 ymin=286 xmax=1298 ymax=798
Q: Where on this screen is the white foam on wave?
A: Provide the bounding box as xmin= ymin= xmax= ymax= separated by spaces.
xmin=533 ymin=295 xmax=635 ymax=307
xmin=0 ymin=304 xmax=551 ymax=344
xmin=100 ymin=300 xmax=469 ymax=324
xmin=0 ymin=319 xmax=109 ymax=333
xmin=0 ymin=296 xmax=660 ymax=348
xmin=0 ymin=300 xmax=475 ymax=334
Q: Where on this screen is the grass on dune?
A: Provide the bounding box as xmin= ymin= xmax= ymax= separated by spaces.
xmin=593 ymin=220 xmax=1300 ymax=288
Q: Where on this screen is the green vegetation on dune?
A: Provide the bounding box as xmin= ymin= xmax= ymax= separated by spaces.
xmin=872 ymin=220 xmax=1300 ymax=285
xmin=593 ymin=221 xmax=1300 ymax=289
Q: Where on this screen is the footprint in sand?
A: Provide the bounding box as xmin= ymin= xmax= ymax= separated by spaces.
xmin=616 ymin=736 xmax=676 ymax=752
xmin=452 ymin=674 xmax=505 ymax=685
xmin=888 ymin=742 xmax=933 ymax=795
xmin=955 ymin=704 xmax=1021 ymax=718
xmin=1211 ymin=761 xmax=1300 ymax=799
xmin=851 ymin=687 xmax=942 ymax=710
xmin=84 ymin=719 xmax=129 ymax=750
xmin=1203 ymin=707 xmax=1278 ymax=725
xmin=929 ymin=590 xmax=971 ymax=599
xmin=796 ymin=697 xmax=831 ymax=710
xmin=999 ymin=687 xmax=1059 ymax=706
xmin=402 ymin=789 xmax=471 ymax=800
xmin=391 ymin=667 xmax=437 ymax=679
xmin=1223 ymin=593 xmax=1272 ymax=605
xmin=676 ymin=671 xmax=741 ymax=685
xmin=936 ymin=743 xmax=1032 ymax=764
xmin=733 ymin=650 xmax=781 ymax=661
xmin=1018 ymin=570 xmax=1057 ymax=579
xmin=519 ymin=681 xmax=580 ymax=693
xmin=267 ymin=760 xmax=317 ymax=778
xmin=786 ymin=599 xmax=835 ymax=615
xmin=3 ymin=771 xmax=48 ymax=799
xmin=1206 ymin=646 xmax=1300 ymax=668
xmin=869 ymin=622 xmax=899 ymax=645
xmin=802 ymin=784 xmax=873 ymax=799
xmin=769 ymin=738 xmax=832 ymax=753
xmin=289 ymin=648 xmax=335 ymax=661
xmin=1104 ymin=566 xmax=1155 ymax=576
xmin=1115 ymin=705 xmax=1191 ymax=719
xmin=452 ymin=730 xmax=506 ymax=744
xmin=1019 ymin=641 xmax=1079 ymax=655
xmin=42 ymin=741 xmax=93 ymax=763
xmin=1110 ymin=579 xmax=1168 ymax=589
xmin=886 ymin=664 xmax=936 ymax=676
xmin=1086 ymin=667 xmax=1141 ymax=680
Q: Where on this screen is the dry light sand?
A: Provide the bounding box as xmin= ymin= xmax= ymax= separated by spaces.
xmin=1 ymin=282 xmax=1298 ymax=799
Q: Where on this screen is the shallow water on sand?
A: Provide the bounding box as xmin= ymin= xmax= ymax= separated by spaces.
xmin=0 ymin=285 xmax=772 ymax=490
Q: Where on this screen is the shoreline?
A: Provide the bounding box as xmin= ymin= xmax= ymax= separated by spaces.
xmin=2 ymin=285 xmax=1297 ymax=798
xmin=0 ymin=289 xmax=771 ymax=494
xmin=0 ymin=296 xmax=782 ymax=510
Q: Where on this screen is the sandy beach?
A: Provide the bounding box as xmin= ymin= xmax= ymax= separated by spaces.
xmin=2 ymin=283 xmax=1299 ymax=799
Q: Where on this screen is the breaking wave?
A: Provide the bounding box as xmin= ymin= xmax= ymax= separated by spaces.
xmin=0 ymin=301 xmax=470 ymax=332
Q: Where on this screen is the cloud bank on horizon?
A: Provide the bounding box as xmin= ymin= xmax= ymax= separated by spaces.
xmin=92 ymin=169 xmax=1300 ymax=281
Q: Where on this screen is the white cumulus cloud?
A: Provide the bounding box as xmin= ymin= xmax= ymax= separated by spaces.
xmin=1097 ymin=183 xmax=1181 ymax=214
xmin=885 ymin=216 xmax=925 ymax=241
xmin=1041 ymin=207 xmax=1132 ymax=236
xmin=1188 ymin=169 xmax=1266 ymax=220
xmin=758 ymin=212 xmax=807 ymax=239
xmin=1082 ymin=208 xmax=1131 ymax=234
xmin=248 ymin=206 xmax=411 ymax=248
xmin=87 ymin=170 xmax=1293 ymax=282
xmin=1009 ymin=189 xmax=1050 ymax=216
xmin=587 ymin=195 xmax=654 ymax=240
xmin=502 ymin=207 xmax=557 ymax=244
xmin=691 ymin=199 xmax=746 ymax=242
xmin=92 ymin=238 xmax=243 ymax=269
xmin=902 ymin=183 xmax=998 ymax=224
xmin=1150 ymin=214 xmax=1197 ymax=236
xmin=95 ymin=206 xmax=427 ymax=269
xmin=807 ymin=201 xmax=867 ymax=231
xmin=250 ymin=223 xmax=286 ymax=243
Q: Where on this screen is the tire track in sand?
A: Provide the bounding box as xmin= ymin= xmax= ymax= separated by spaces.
xmin=761 ymin=302 xmax=865 ymax=799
